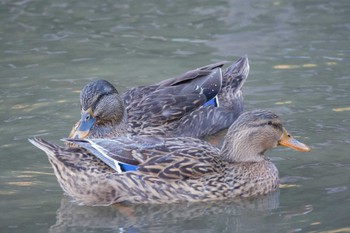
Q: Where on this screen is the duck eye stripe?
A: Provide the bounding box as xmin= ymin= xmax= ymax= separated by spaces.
xmin=249 ymin=122 xmax=282 ymax=130
xmin=272 ymin=123 xmax=283 ymax=131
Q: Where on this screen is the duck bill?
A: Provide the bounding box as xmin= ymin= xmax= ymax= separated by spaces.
xmin=71 ymin=112 xmax=96 ymax=139
xmin=278 ymin=128 xmax=310 ymax=152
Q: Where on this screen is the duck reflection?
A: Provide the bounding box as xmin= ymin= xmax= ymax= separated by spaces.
xmin=50 ymin=192 xmax=279 ymax=233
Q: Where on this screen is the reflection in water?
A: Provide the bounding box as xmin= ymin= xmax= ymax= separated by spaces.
xmin=0 ymin=0 xmax=349 ymax=231
xmin=50 ymin=193 xmax=279 ymax=233
xmin=279 ymin=204 xmax=313 ymax=220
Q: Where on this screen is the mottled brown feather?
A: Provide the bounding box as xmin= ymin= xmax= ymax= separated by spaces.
xmin=70 ymin=57 xmax=249 ymax=139
xmin=29 ymin=110 xmax=310 ymax=205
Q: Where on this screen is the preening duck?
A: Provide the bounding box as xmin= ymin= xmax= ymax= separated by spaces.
xmin=69 ymin=57 xmax=249 ymax=139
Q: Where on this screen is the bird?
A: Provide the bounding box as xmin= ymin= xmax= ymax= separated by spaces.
xmin=68 ymin=57 xmax=249 ymax=140
xmin=29 ymin=109 xmax=310 ymax=205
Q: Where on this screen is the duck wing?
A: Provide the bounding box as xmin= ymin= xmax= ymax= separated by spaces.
xmin=122 ymin=61 xmax=225 ymax=107
xmin=138 ymin=148 xmax=222 ymax=180
xmin=65 ymin=136 xmax=220 ymax=175
xmin=170 ymin=57 xmax=249 ymax=138
xmin=121 ymin=58 xmax=248 ymax=138
xmin=126 ymin=68 xmax=223 ymax=127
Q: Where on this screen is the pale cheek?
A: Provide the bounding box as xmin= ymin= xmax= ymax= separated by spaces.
xmin=262 ymin=141 xmax=275 ymax=149
xmin=264 ymin=133 xmax=279 ymax=148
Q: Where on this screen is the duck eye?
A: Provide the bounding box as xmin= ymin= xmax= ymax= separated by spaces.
xmin=267 ymin=121 xmax=273 ymax=125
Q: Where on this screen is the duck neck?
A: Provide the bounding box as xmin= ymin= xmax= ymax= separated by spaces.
xmin=220 ymin=129 xmax=267 ymax=163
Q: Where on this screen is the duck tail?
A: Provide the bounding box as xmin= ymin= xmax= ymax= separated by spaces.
xmin=222 ymin=56 xmax=250 ymax=94
xmin=28 ymin=137 xmax=60 ymax=159
xmin=217 ymin=56 xmax=249 ymax=111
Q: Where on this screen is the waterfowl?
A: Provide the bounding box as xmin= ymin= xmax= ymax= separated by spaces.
xmin=29 ymin=109 xmax=310 ymax=205
xmin=69 ymin=57 xmax=249 ymax=139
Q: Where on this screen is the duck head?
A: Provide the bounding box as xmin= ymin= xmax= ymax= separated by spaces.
xmin=69 ymin=80 xmax=127 ymax=139
xmin=221 ymin=109 xmax=310 ymax=162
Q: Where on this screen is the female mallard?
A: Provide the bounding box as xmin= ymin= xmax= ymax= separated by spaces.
xmin=30 ymin=109 xmax=310 ymax=205
xmin=69 ymin=57 xmax=249 ymax=139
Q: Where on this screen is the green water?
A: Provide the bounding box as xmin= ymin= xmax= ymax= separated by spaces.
xmin=1 ymin=0 xmax=349 ymax=232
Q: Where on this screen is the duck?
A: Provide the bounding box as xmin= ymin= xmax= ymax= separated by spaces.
xmin=69 ymin=57 xmax=249 ymax=140
xmin=29 ymin=109 xmax=310 ymax=205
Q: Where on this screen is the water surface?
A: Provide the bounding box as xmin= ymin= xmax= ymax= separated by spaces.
xmin=1 ymin=0 xmax=349 ymax=232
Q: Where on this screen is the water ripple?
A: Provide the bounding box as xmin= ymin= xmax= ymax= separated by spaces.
xmin=325 ymin=186 xmax=348 ymax=194
xmin=4 ymin=115 xmax=35 ymax=123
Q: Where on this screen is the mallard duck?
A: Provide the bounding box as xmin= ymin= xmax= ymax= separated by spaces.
xmin=29 ymin=109 xmax=310 ymax=205
xmin=69 ymin=57 xmax=249 ymax=139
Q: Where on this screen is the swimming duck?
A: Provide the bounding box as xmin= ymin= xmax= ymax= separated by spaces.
xmin=69 ymin=57 xmax=249 ymax=139
xmin=29 ymin=109 xmax=310 ymax=205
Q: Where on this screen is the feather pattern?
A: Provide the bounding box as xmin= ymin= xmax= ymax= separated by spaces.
xmin=69 ymin=57 xmax=249 ymax=139
xmin=30 ymin=110 xmax=310 ymax=205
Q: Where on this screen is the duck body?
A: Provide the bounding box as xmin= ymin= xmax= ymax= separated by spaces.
xmin=29 ymin=137 xmax=278 ymax=205
xmin=30 ymin=110 xmax=310 ymax=205
xmin=69 ymin=57 xmax=249 ymax=139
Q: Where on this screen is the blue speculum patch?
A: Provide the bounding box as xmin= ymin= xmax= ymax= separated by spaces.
xmin=203 ymin=97 xmax=218 ymax=107
xmin=119 ymin=163 xmax=138 ymax=172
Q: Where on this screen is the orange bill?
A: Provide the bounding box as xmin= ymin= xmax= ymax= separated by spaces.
xmin=278 ymin=128 xmax=310 ymax=152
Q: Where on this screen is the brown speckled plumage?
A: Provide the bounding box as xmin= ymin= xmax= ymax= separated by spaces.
xmin=30 ymin=110 xmax=310 ymax=205
xmin=69 ymin=57 xmax=249 ymax=139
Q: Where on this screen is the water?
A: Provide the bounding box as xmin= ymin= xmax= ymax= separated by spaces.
xmin=1 ymin=0 xmax=349 ymax=232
